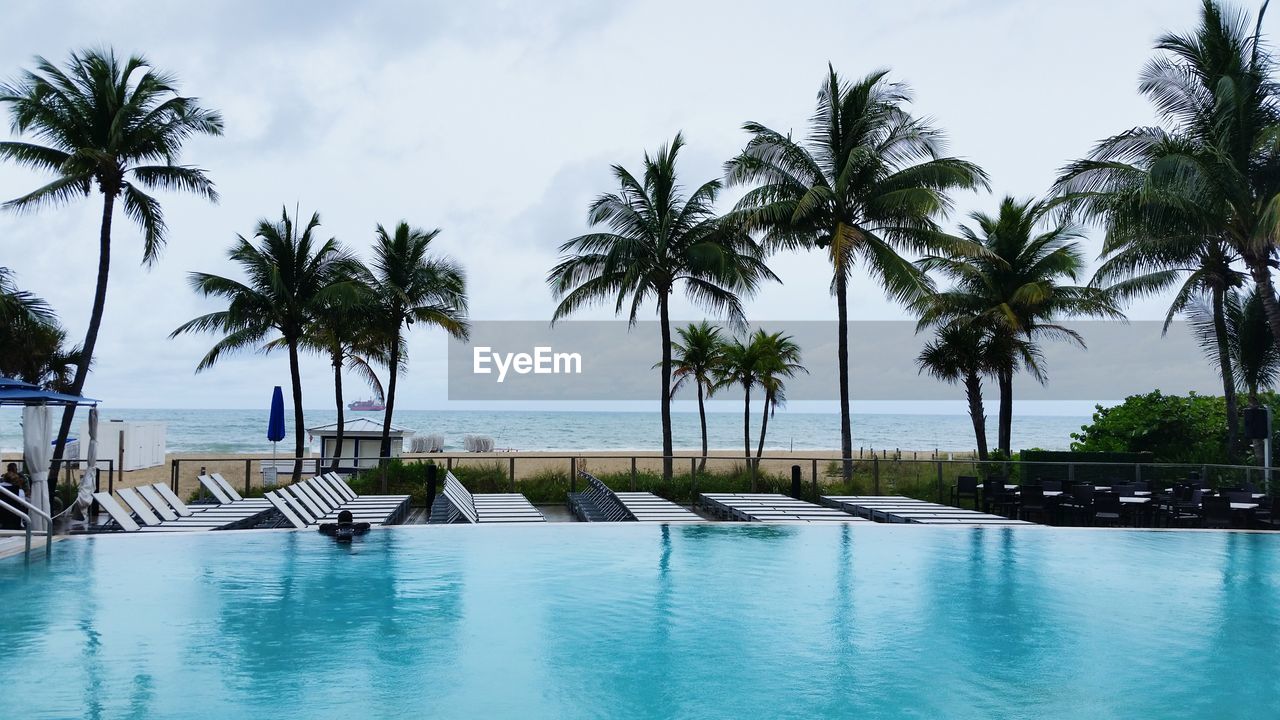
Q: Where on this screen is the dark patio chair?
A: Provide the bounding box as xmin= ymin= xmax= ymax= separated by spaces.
xmin=1061 ymin=484 xmax=1095 ymax=526
xmin=1092 ymin=492 xmax=1123 ymax=527
xmin=1018 ymin=485 xmax=1047 ymax=523
xmin=1202 ymin=496 xmax=1233 ymax=529
xmin=1111 ymin=483 xmax=1136 ymax=497
xmin=1042 ymin=479 xmax=1062 ymax=492
xmin=981 ymin=479 xmax=1014 ymax=516
xmin=951 ymin=475 xmax=979 ymax=510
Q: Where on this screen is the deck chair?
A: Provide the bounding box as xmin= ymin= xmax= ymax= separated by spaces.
xmin=430 ymin=472 xmax=544 ymax=523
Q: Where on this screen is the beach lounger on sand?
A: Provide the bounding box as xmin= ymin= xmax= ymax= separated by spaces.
xmin=697 ymin=493 xmax=868 ymax=522
xmin=428 ymin=472 xmax=545 ymax=524
xmin=821 ymin=495 xmax=1035 ymax=525
xmin=568 ymin=472 xmax=699 ymax=522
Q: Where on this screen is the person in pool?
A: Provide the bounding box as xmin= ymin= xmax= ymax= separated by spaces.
xmin=319 ymin=509 xmax=370 ymax=543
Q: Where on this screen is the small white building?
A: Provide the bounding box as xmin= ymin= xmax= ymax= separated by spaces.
xmin=307 ymin=418 xmax=410 ymax=470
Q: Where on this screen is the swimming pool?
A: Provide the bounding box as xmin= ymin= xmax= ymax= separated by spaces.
xmin=4 ymin=525 xmax=1278 ymax=718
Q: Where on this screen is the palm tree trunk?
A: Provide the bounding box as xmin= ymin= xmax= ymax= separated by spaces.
xmin=743 ymin=383 xmax=753 ymax=491
xmin=835 ymin=271 xmax=853 ymax=479
xmin=1246 ymin=254 xmax=1280 ymax=343
xmin=1211 ymin=286 xmax=1239 ymax=460
xmin=287 ymin=339 xmax=305 ymax=483
xmin=380 ymin=327 xmax=401 ymax=460
xmin=756 ymin=390 xmax=771 ymax=460
xmin=658 ymin=294 xmax=674 ymax=483
xmin=997 ymin=366 xmax=1013 ymax=456
xmin=331 ymin=348 xmax=344 ymax=472
xmin=697 ymin=382 xmax=708 ymax=473
xmin=964 ymin=370 xmax=989 ymax=461
xmin=50 ymin=191 xmax=115 ymax=486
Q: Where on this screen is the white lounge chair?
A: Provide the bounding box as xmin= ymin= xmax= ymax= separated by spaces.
xmin=429 ymin=471 xmax=544 ymax=524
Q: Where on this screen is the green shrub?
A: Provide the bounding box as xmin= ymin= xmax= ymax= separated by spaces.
xmin=1071 ymin=391 xmax=1230 ymax=463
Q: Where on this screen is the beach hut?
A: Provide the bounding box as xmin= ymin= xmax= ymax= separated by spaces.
xmin=307 ymin=418 xmax=410 ymax=471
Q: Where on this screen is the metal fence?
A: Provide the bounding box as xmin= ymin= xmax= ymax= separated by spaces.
xmin=160 ymin=453 xmax=1275 ymax=506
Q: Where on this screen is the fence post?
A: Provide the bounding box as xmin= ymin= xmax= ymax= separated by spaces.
xmin=509 ymin=456 xmax=516 ymax=492
xmin=690 ymin=456 xmax=696 ymax=487
xmin=1067 ymin=463 xmax=1075 ymax=486
xmin=872 ymin=455 xmax=880 ymax=495
xmin=446 ymin=456 xmax=453 ymax=472
xmin=630 ymin=457 xmax=637 ymax=490
xmin=936 ymin=461 xmax=944 ymax=503
xmin=244 ymin=459 xmax=251 ymax=496
xmin=811 ymin=458 xmax=818 ymax=497
xmin=570 ymin=457 xmax=577 ymax=494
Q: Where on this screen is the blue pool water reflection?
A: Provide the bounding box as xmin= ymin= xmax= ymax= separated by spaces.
xmin=3 ymin=525 xmax=1278 ymax=718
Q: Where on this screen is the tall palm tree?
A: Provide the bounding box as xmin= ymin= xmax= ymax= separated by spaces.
xmin=303 ymin=280 xmax=387 ymax=471
xmin=1190 ymin=285 xmax=1280 ymax=407
xmin=714 ymin=335 xmax=763 ymax=483
xmin=549 ymin=133 xmax=775 ymax=481
xmin=0 ymin=48 xmax=222 ymax=466
xmin=669 ymin=321 xmax=724 ymax=471
xmin=752 ymin=330 xmax=806 ymax=460
xmin=725 ymin=65 xmax=988 ymax=477
xmin=171 ymin=208 xmax=357 ymax=481
xmin=916 ymin=323 xmax=996 ymax=460
xmin=1059 ymin=1 xmax=1280 ymax=339
xmin=916 ymin=197 xmax=1122 ymax=455
xmin=370 ymin=222 xmax=469 ymax=459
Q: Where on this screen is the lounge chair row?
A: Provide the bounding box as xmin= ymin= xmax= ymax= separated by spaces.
xmin=265 ymin=474 xmax=410 ymax=528
xmin=568 ymin=473 xmax=700 ymax=522
xmin=429 ymin=471 xmax=545 ymax=523
xmin=822 ymin=495 xmax=1034 ymax=525
xmin=93 ymin=479 xmax=272 ymax=533
xmin=698 ymin=493 xmax=871 ymax=522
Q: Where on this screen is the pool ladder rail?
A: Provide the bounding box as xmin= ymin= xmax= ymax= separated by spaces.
xmin=0 ymin=483 xmax=53 ymax=560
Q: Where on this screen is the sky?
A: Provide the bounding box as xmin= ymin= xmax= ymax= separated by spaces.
xmin=0 ymin=0 xmax=1254 ymax=412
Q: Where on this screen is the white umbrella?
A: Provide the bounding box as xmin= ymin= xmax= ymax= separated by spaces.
xmin=21 ymin=405 xmax=52 ymax=533
xmin=77 ymin=407 xmax=98 ymax=524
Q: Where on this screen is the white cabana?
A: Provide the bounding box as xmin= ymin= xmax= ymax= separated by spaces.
xmin=22 ymin=406 xmax=52 ymax=533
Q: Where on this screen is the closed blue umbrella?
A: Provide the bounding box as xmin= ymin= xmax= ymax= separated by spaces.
xmin=267 ymin=387 xmax=286 ymax=482
xmin=267 ymin=386 xmax=286 ymax=442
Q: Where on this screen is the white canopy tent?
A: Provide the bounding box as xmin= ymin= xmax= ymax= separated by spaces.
xmin=21 ymin=406 xmax=52 ymax=533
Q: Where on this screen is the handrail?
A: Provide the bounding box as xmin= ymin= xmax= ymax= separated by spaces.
xmin=0 ymin=483 xmax=52 ymax=559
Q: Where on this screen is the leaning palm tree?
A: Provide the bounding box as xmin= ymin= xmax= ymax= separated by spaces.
xmin=369 ymin=222 xmax=469 ymax=459
xmin=669 ymin=321 xmax=724 ymax=471
xmin=549 ymin=133 xmax=775 ymax=482
xmin=725 ymin=65 xmax=988 ymax=477
xmin=0 ymin=48 xmax=222 ymax=464
xmin=916 ymin=323 xmax=997 ymax=460
xmin=916 ymin=197 xmax=1123 ymax=455
xmin=171 ymin=208 xmax=357 ymax=482
xmin=752 ymin=330 xmax=806 ymax=460
xmin=303 ymin=279 xmax=388 ymax=471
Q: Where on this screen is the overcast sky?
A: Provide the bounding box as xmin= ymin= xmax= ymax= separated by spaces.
xmin=0 ymin=0 xmax=1251 ymax=411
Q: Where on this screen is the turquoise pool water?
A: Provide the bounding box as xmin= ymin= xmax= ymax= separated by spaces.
xmin=3 ymin=525 xmax=1278 ymax=719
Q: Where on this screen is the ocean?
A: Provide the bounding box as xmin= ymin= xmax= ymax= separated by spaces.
xmin=0 ymin=408 xmax=1088 ymax=455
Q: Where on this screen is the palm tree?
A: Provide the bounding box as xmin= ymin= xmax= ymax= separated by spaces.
xmin=0 ymin=48 xmax=222 ymax=465
xmin=714 ymin=335 xmax=764 ymax=484
xmin=1059 ymin=2 xmax=1280 ymax=339
xmin=0 ymin=267 xmax=83 ymax=390
xmin=916 ymin=323 xmax=996 ymax=460
xmin=549 ymin=133 xmax=775 ymax=481
xmin=725 ymin=65 xmax=988 ymax=477
xmin=669 ymin=321 xmax=724 ymax=471
xmin=916 ymin=197 xmax=1122 ymax=455
xmin=171 ymin=208 xmax=357 ymax=481
xmin=303 ymin=279 xmax=387 ymax=471
xmin=369 ymin=222 xmax=469 ymax=459
xmin=1190 ymin=285 xmax=1280 ymax=408
xmin=752 ymin=330 xmax=806 ymax=460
